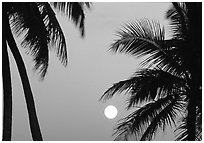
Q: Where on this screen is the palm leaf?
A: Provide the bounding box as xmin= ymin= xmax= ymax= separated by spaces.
xmin=127 ymin=69 xmax=186 ymax=108
xmin=51 ymin=2 xmax=89 ymax=37
xmin=110 ymin=19 xmax=187 ymax=77
xmin=111 ymin=19 xmax=165 ymax=56
xmin=100 ymin=69 xmax=186 ymax=108
xmin=113 ymin=94 xmax=181 ymax=140
xmin=37 ymin=2 xmax=68 ymax=67
xmin=140 ymin=95 xmax=186 ymax=140
xmin=166 ymin=2 xmax=187 ymax=40
xmin=174 ymin=116 xmax=188 ymax=141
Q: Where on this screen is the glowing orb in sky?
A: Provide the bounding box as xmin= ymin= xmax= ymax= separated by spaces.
xmin=104 ymin=105 xmax=118 ymax=119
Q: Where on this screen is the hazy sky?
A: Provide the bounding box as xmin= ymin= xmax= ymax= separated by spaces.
xmin=7 ymin=2 xmax=175 ymax=141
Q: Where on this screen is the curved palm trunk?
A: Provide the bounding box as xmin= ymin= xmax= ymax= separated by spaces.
xmin=2 ymin=11 xmax=12 ymax=140
xmin=4 ymin=13 xmax=43 ymax=141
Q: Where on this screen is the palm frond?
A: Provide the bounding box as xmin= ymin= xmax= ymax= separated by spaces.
xmin=166 ymin=2 xmax=188 ymax=39
xmin=113 ymin=94 xmax=181 ymax=140
xmin=127 ymin=69 xmax=186 ymax=109
xmin=110 ymin=19 xmax=187 ymax=77
xmin=140 ymin=95 xmax=186 ymax=140
xmin=174 ymin=116 xmax=188 ymax=141
xmin=83 ymin=2 xmax=92 ymax=9
xmin=9 ymin=2 xmax=49 ymax=78
xmin=113 ymin=125 xmax=130 ymax=141
xmin=111 ymin=19 xmax=165 ymax=57
xmin=37 ymin=2 xmax=68 ymax=66
xmin=100 ymin=69 xmax=186 ymax=108
xmin=51 ymin=2 xmax=90 ymax=37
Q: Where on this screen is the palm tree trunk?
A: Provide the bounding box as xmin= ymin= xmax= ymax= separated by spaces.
xmin=186 ymin=93 xmax=196 ymax=141
xmin=2 ymin=11 xmax=12 ymax=140
xmin=4 ymin=14 xmax=43 ymax=141
xmin=185 ymin=3 xmax=202 ymax=141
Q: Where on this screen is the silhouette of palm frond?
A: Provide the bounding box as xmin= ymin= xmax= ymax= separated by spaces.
xmin=101 ymin=69 xmax=186 ymax=108
xmin=51 ymin=2 xmax=90 ymax=37
xmin=114 ymin=94 xmax=185 ymax=141
xmin=109 ymin=19 xmax=188 ymax=77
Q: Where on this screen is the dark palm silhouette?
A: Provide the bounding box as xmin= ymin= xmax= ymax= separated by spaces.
xmin=100 ymin=2 xmax=201 ymax=141
xmin=2 ymin=2 xmax=90 ymax=141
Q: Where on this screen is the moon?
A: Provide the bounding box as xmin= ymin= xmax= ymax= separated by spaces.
xmin=104 ymin=105 xmax=118 ymax=119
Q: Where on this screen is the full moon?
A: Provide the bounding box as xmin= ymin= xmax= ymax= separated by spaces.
xmin=104 ymin=105 xmax=118 ymax=119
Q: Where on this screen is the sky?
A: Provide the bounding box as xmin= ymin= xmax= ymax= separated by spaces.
xmin=5 ymin=2 xmax=176 ymax=141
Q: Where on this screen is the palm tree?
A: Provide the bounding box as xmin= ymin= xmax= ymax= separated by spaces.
xmin=100 ymin=2 xmax=201 ymax=141
xmin=2 ymin=2 xmax=90 ymax=141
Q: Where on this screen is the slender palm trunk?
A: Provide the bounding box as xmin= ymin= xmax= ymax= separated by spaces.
xmin=4 ymin=13 xmax=43 ymax=141
xmin=185 ymin=3 xmax=202 ymax=141
xmin=2 ymin=11 xmax=12 ymax=140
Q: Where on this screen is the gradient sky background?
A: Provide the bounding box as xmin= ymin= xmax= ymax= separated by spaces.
xmin=5 ymin=2 xmax=177 ymax=141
